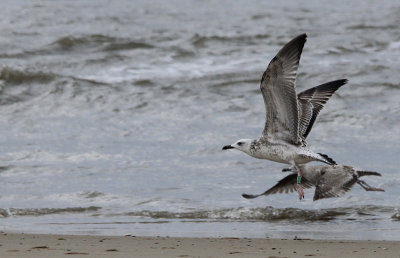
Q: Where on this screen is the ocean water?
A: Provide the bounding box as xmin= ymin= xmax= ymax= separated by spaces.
xmin=0 ymin=0 xmax=399 ymax=240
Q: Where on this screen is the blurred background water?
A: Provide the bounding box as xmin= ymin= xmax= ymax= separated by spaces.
xmin=0 ymin=0 xmax=399 ymax=240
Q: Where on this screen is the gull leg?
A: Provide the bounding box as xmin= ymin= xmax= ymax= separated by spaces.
xmin=357 ymin=180 xmax=385 ymax=192
xmin=292 ymin=163 xmax=304 ymax=200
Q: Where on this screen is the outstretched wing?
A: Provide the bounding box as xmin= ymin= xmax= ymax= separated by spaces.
xmin=242 ymin=173 xmax=314 ymax=199
xmin=298 ymin=79 xmax=348 ymax=139
xmin=261 ymin=34 xmax=307 ymax=145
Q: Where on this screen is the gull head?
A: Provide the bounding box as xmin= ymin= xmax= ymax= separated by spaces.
xmin=222 ymin=139 xmax=252 ymax=155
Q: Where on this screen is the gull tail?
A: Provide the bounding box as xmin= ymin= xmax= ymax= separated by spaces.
xmin=357 ymin=171 xmax=381 ymax=177
xmin=317 ymin=153 xmax=337 ymax=165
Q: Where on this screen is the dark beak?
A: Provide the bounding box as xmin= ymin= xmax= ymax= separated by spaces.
xmin=222 ymin=145 xmax=234 ymax=150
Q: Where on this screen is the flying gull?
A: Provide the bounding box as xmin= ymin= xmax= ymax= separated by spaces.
xmin=242 ymin=164 xmax=384 ymax=201
xmin=222 ymin=33 xmax=347 ymax=199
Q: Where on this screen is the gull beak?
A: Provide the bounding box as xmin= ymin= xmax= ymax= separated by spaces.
xmin=222 ymin=145 xmax=234 ymax=150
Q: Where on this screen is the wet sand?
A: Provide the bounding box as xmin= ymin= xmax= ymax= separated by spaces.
xmin=0 ymin=232 xmax=398 ymax=257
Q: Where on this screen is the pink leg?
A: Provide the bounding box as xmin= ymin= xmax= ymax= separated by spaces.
xmin=357 ymin=180 xmax=385 ymax=192
xmin=295 ymin=165 xmax=304 ymax=200
xmin=367 ymin=187 xmax=385 ymax=192
xmin=296 ymin=184 xmax=304 ymax=200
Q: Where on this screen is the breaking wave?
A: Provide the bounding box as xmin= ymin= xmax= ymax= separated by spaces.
xmin=0 ymin=206 xmax=101 ymax=218
xmin=3 ymin=205 xmax=395 ymax=222
xmin=124 ymin=205 xmax=397 ymax=222
xmin=51 ymin=34 xmax=153 ymax=51
xmin=392 ymin=212 xmax=400 ymax=221
xmin=0 ymin=67 xmax=56 ymax=85
xmin=190 ymin=33 xmax=270 ymax=47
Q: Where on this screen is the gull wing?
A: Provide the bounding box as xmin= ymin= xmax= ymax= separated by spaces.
xmin=242 ymin=173 xmax=313 ymax=199
xmin=313 ymin=166 xmax=355 ymax=201
xmin=313 ymin=184 xmax=351 ymax=201
xmin=261 ymin=34 xmax=307 ymax=145
xmin=298 ymin=79 xmax=348 ymax=139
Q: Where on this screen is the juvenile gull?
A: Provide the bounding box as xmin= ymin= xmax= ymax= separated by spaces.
xmin=242 ymin=164 xmax=384 ymax=201
xmin=222 ymin=33 xmax=347 ymax=199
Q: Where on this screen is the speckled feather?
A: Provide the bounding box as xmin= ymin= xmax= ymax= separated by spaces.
xmin=242 ymin=164 xmax=383 ymax=201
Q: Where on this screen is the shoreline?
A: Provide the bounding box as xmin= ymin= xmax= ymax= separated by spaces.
xmin=0 ymin=232 xmax=398 ymax=257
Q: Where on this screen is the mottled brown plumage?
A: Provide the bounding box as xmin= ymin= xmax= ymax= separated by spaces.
xmin=242 ymin=164 xmax=384 ymax=201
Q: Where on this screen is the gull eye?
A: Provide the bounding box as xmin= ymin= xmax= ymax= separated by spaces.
xmin=237 ymin=142 xmax=243 ymax=146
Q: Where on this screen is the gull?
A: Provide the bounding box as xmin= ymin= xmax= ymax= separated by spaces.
xmin=242 ymin=164 xmax=384 ymax=201
xmin=222 ymin=33 xmax=347 ymax=200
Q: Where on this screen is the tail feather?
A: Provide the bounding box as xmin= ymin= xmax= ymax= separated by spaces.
xmin=317 ymin=153 xmax=337 ymax=165
xmin=357 ymin=171 xmax=381 ymax=177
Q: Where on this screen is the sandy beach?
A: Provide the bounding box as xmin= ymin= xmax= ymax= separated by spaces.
xmin=0 ymin=232 xmax=398 ymax=258
xmin=0 ymin=2 xmax=399 ymax=258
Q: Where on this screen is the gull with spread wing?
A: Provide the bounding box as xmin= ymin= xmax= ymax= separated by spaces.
xmin=222 ymin=34 xmax=347 ymax=200
xmin=242 ymin=164 xmax=384 ymax=201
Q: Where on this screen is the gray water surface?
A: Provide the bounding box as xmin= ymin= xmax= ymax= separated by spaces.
xmin=0 ymin=0 xmax=399 ymax=240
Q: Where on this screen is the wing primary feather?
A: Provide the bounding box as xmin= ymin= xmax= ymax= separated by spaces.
xmin=242 ymin=173 xmax=313 ymax=199
xmin=298 ymin=79 xmax=348 ymax=138
xmin=260 ymin=34 xmax=307 ymax=144
xmin=317 ymin=153 xmax=337 ymax=165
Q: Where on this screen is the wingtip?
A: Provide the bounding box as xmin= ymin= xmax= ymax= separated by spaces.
xmin=318 ymin=153 xmax=337 ymax=165
xmin=339 ymin=78 xmax=349 ymax=85
xmin=293 ymin=33 xmax=307 ymax=44
xmin=332 ymin=79 xmax=349 ymax=89
xmin=277 ymin=33 xmax=308 ymax=58
xmin=295 ymin=33 xmax=307 ymax=40
xmin=242 ymin=193 xmax=256 ymax=199
xmin=328 ymin=79 xmax=349 ymax=89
